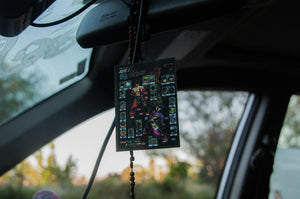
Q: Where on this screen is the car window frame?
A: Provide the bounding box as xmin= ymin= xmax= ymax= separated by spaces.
xmin=217 ymin=92 xmax=291 ymax=199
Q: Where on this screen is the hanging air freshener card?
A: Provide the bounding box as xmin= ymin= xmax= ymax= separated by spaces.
xmin=114 ymin=58 xmax=180 ymax=151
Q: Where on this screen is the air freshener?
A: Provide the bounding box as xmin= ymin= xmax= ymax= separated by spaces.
xmin=114 ymin=58 xmax=180 ymax=151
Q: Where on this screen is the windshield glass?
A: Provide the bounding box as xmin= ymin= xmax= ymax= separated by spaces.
xmin=0 ymin=90 xmax=249 ymax=199
xmin=0 ymin=0 xmax=95 ymax=126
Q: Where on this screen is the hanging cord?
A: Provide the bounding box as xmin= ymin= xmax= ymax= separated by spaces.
xmin=132 ymin=0 xmax=144 ymax=65
xmin=128 ymin=0 xmax=144 ymax=65
xmin=80 ymin=118 xmax=116 ymax=199
xmin=31 ymin=0 xmax=98 ymax=27
xmin=129 ymin=150 xmax=135 ymax=199
xmin=127 ymin=1 xmax=144 ymax=198
xmin=79 ymin=0 xmax=144 ymax=198
xmin=128 ymin=0 xmax=138 ymax=64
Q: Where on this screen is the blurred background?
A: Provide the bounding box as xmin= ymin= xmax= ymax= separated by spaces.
xmin=0 ymin=91 xmax=248 ymax=199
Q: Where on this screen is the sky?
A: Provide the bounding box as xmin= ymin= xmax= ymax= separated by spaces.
xmin=27 ymin=106 xmax=191 ymax=179
xmin=43 ymin=109 xmax=154 ymax=178
xmin=26 ymin=91 xmax=244 ymax=179
xmin=23 ymin=90 xmax=249 ymax=183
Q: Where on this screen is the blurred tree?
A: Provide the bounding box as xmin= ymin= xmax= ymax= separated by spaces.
xmin=279 ymin=96 xmax=300 ymax=148
xmin=0 ymin=142 xmax=78 ymax=189
xmin=0 ymin=160 xmax=41 ymax=198
xmin=148 ymin=158 xmax=168 ymax=181
xmin=35 ymin=142 xmax=60 ymax=185
xmin=167 ymin=161 xmax=190 ymax=181
xmin=121 ymin=165 xmax=147 ymax=183
xmin=36 ymin=142 xmax=77 ymax=186
xmin=0 ymin=72 xmax=42 ymax=124
xmin=178 ymin=91 xmax=247 ymax=184
xmin=63 ymin=155 xmax=77 ymax=184
xmin=147 ymin=91 xmax=247 ymax=185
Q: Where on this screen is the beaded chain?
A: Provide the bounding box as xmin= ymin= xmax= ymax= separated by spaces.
xmin=129 ymin=150 xmax=135 ymax=199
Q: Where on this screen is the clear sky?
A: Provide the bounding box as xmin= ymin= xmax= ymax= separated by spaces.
xmin=50 ymin=109 xmax=154 ymax=178
xmin=51 ymin=111 xmax=196 ymax=179
xmin=30 ymin=107 xmax=190 ymax=179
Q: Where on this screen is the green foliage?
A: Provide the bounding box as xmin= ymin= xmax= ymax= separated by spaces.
xmin=0 ymin=185 xmax=40 ymax=199
xmin=91 ymin=175 xmax=128 ymax=199
xmin=167 ymin=161 xmax=190 ymax=181
xmin=0 ymin=142 xmax=77 ymax=199
xmin=0 ymin=174 xmax=215 ymax=199
xmin=178 ymin=91 xmax=247 ymax=184
xmin=31 ymin=142 xmax=77 ymax=186
xmin=0 ymin=72 xmax=43 ymax=125
xmin=146 ymin=91 xmax=248 ymax=185
xmin=147 ymin=91 xmax=248 ymax=185
xmin=279 ymin=96 xmax=300 ymax=148
xmin=0 ymin=91 xmax=248 ymax=199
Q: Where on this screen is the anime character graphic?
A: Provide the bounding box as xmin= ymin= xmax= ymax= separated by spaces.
xmin=143 ymin=105 xmax=169 ymax=143
xmin=149 ymin=75 xmax=155 ymax=84
xmin=120 ymin=90 xmax=126 ymax=98
xmin=136 ymin=120 xmax=143 ymax=136
xmin=120 ymin=130 xmax=126 ymax=137
xmin=168 ymin=74 xmax=174 ymax=83
xmin=120 ymin=112 xmax=126 ymax=121
xmin=169 ymin=97 xmax=176 ymax=106
xmin=130 ymin=81 xmax=147 ymax=119
xmin=125 ymin=81 xmax=132 ymax=89
xmin=162 ymin=75 xmax=167 ymax=84
xmin=128 ymin=128 xmax=135 ymax=138
xmin=120 ymin=101 xmax=126 ymax=111
xmin=162 ymin=87 xmax=168 ymax=96
xmin=143 ymin=76 xmax=149 ymax=85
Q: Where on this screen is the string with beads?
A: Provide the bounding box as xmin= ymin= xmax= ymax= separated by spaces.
xmin=126 ymin=0 xmax=144 ymax=198
xmin=129 ymin=150 xmax=135 ymax=199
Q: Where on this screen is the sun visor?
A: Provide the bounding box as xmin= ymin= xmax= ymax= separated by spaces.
xmin=76 ymin=0 xmax=245 ymax=48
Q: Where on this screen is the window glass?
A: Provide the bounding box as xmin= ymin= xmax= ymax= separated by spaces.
xmin=0 ymin=91 xmax=248 ymax=199
xmin=0 ymin=0 xmax=96 ymax=126
xmin=269 ymin=95 xmax=300 ymax=199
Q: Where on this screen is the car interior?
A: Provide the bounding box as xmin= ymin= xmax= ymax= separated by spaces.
xmin=0 ymin=0 xmax=299 ymax=198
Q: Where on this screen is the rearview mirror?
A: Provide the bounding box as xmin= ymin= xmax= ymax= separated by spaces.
xmin=76 ymin=0 xmax=246 ymax=48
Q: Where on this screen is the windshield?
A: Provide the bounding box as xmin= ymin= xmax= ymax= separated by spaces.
xmin=0 ymin=0 xmax=95 ymax=125
xmin=0 ymin=90 xmax=249 ymax=199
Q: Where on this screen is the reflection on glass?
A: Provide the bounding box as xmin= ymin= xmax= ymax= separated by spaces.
xmin=0 ymin=1 xmax=94 ymax=125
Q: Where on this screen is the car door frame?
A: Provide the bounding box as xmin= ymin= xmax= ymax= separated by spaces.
xmin=216 ymin=92 xmax=291 ymax=199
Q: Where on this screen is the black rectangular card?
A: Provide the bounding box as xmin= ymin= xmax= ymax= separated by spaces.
xmin=114 ymin=58 xmax=180 ymax=151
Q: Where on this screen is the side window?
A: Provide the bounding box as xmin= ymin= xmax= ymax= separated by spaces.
xmin=0 ymin=91 xmax=248 ymax=199
xmin=269 ymin=95 xmax=300 ymax=199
